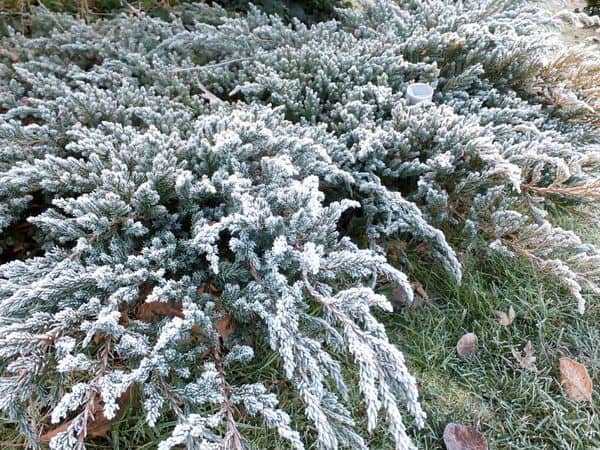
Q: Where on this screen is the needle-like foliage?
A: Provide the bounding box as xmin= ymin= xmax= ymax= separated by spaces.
xmin=1 ymin=1 xmax=599 ymax=449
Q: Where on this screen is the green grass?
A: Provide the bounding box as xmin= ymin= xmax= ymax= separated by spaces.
xmin=394 ymin=257 xmax=600 ymax=449
xmin=2 ymin=209 xmax=598 ymax=449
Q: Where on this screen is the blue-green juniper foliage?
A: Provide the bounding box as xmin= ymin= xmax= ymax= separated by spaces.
xmin=1 ymin=1 xmax=600 ymax=449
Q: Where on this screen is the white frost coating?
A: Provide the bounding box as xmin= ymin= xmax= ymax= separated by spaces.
xmin=0 ymin=1 xmax=599 ymax=450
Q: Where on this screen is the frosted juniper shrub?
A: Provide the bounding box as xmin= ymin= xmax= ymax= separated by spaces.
xmin=1 ymin=1 xmax=599 ymax=449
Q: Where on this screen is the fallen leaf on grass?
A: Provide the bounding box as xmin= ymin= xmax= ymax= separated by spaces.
xmin=559 ymin=357 xmax=593 ymax=402
xmin=390 ymin=287 xmax=410 ymax=308
xmin=494 ymin=305 xmax=516 ymax=326
xmin=390 ymin=281 xmax=429 ymax=309
xmin=512 ymin=341 xmax=536 ymax=371
xmin=443 ymin=423 xmax=488 ymax=450
xmin=412 ymin=281 xmax=429 ymax=301
xmin=456 ymin=333 xmax=478 ymax=357
xmin=41 ymin=388 xmax=131 ymax=443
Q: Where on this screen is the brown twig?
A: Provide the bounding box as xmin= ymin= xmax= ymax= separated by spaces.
xmin=524 ymin=180 xmax=600 ymax=201
xmin=213 ymin=339 xmax=244 ymax=450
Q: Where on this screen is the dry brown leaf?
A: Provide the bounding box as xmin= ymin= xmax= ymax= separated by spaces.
xmin=132 ymin=284 xmax=214 ymax=338
xmin=512 ymin=341 xmax=537 ymax=371
xmin=415 ymin=242 xmax=430 ymax=255
xmin=135 ymin=301 xmax=184 ymax=322
xmin=390 ymin=287 xmax=410 ymax=308
xmin=412 ymin=281 xmax=429 ymax=301
xmin=41 ymin=388 xmax=131 ymax=443
xmin=0 ymin=48 xmax=19 ymax=63
xmin=216 ymin=313 xmax=235 ymax=339
xmin=391 ymin=282 xmax=429 ymax=309
xmin=119 ymin=303 xmax=130 ymax=327
xmin=41 ymin=419 xmax=73 ymax=442
xmin=92 ymin=333 xmax=104 ymax=345
xmin=130 ymin=282 xmax=185 ymax=322
xmin=456 ymin=333 xmax=478 ymax=358
xmin=494 ymin=305 xmax=516 ymax=326
xmin=208 ymin=283 xmax=221 ymax=295
xmin=559 ymin=357 xmax=593 ymax=402
xmin=443 ymin=423 xmax=488 ymax=450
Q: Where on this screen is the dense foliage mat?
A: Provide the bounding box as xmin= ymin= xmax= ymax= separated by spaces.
xmin=1 ymin=1 xmax=599 ymax=449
